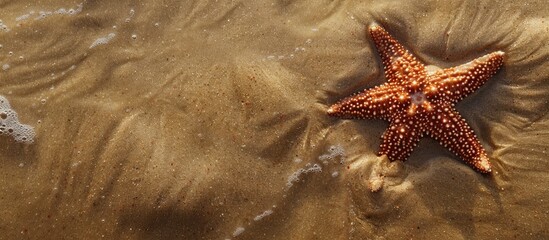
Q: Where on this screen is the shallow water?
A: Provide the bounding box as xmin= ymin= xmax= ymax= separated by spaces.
xmin=0 ymin=0 xmax=548 ymax=239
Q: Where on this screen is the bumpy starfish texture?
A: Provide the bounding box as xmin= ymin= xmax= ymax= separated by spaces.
xmin=328 ymin=24 xmax=504 ymax=173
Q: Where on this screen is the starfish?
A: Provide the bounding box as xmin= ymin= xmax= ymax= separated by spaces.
xmin=327 ymin=24 xmax=504 ymax=173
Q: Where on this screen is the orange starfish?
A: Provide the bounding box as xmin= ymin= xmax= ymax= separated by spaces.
xmin=327 ymin=24 xmax=504 ymax=173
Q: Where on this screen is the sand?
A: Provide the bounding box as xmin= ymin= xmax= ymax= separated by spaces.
xmin=0 ymin=0 xmax=548 ymax=239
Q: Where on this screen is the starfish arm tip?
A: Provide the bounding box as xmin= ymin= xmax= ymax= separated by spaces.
xmin=494 ymin=51 xmax=505 ymax=56
xmin=476 ymin=155 xmax=493 ymax=173
xmin=368 ymin=22 xmax=380 ymax=30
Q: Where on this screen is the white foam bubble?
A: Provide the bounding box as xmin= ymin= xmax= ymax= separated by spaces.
xmin=286 ymin=163 xmax=322 ymax=188
xmin=0 ymin=20 xmax=9 ymax=32
xmin=13 ymin=124 xmax=35 ymax=143
xmin=232 ymin=227 xmax=245 ymax=237
xmin=0 ymin=96 xmax=11 ymax=108
xmin=35 ymin=11 xmax=52 ymax=20
xmin=2 ymin=108 xmax=19 ymax=120
xmin=16 ymin=13 xmax=32 ymax=21
xmin=125 ymin=9 xmax=135 ymax=23
xmin=253 ymin=209 xmax=273 ymax=221
xmin=89 ymin=33 xmax=116 ymax=49
xmin=36 ymin=3 xmax=83 ymax=20
xmin=318 ymin=145 xmax=346 ymax=163
xmin=0 ymin=95 xmax=35 ymax=144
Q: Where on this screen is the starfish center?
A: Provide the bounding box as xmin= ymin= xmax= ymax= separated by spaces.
xmin=410 ymin=91 xmax=426 ymax=105
xmin=406 ymin=91 xmax=432 ymax=115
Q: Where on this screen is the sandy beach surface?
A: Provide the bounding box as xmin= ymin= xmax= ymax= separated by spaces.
xmin=0 ymin=0 xmax=548 ymax=239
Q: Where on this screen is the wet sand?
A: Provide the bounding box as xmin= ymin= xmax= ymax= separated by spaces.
xmin=0 ymin=0 xmax=548 ymax=239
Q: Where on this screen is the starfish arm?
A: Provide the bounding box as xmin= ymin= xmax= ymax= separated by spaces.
xmin=327 ymin=84 xmax=404 ymax=120
xmin=369 ymin=24 xmax=427 ymax=86
xmin=425 ymin=103 xmax=492 ymax=173
xmin=426 ymin=51 xmax=504 ymax=103
xmin=378 ymin=116 xmax=422 ymax=161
